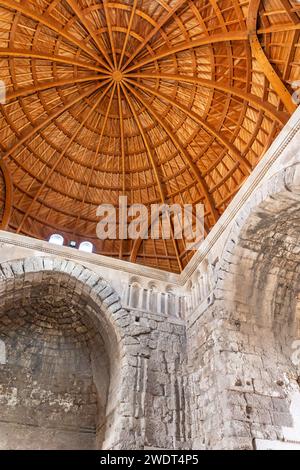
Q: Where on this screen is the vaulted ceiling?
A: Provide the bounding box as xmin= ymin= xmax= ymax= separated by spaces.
xmin=0 ymin=0 xmax=299 ymax=273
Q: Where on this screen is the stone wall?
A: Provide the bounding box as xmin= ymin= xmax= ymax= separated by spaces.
xmin=187 ymin=164 xmax=300 ymax=449
xmin=0 ymin=287 xmax=102 ymax=450
xmin=0 ymin=257 xmax=187 ymax=450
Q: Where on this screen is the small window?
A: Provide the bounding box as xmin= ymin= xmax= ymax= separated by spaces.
xmin=79 ymin=241 xmax=93 ymax=253
xmin=49 ymin=234 xmax=64 ymax=246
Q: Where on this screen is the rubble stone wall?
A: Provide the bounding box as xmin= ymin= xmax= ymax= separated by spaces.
xmin=0 ymin=257 xmax=187 ymax=450
xmin=187 ymin=164 xmax=300 ymax=449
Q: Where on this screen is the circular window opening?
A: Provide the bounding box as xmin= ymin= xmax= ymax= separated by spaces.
xmin=48 ymin=234 xmax=64 ymax=246
xmin=79 ymin=241 xmax=94 ymax=253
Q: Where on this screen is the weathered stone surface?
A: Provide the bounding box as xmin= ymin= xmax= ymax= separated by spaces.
xmin=0 ymin=258 xmax=187 ymax=450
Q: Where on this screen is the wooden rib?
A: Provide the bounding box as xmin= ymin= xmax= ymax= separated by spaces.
xmin=2 ymin=81 xmax=109 ymax=162
xmin=258 ymin=23 xmax=300 ymax=34
xmin=6 ymin=75 xmax=109 ymax=102
xmin=130 ymin=210 xmax=165 ymax=265
xmin=118 ymin=0 xmax=138 ymax=69
xmin=284 ymin=29 xmax=300 ymax=80
xmin=0 ymin=0 xmax=108 ymax=68
xmin=0 ymin=158 xmax=13 ymax=230
xmin=0 ymin=48 xmax=107 ymax=73
xmin=125 ymin=31 xmax=248 ymax=73
xmin=73 ymin=83 xmax=117 ymax=237
xmin=125 ymin=78 xmax=252 ymax=172
xmin=103 ymin=0 xmax=117 ymax=69
xmin=16 ymin=82 xmax=113 ymax=234
xmin=122 ymin=0 xmax=188 ymax=71
xmin=121 ymin=85 xmax=164 ymax=201
xmin=121 ymin=83 xmax=183 ymax=271
xmin=117 ymin=83 xmax=126 ymax=259
xmin=65 ymin=0 xmax=114 ymax=70
xmin=125 ymin=72 xmax=289 ymax=124
xmin=125 ymin=81 xmax=219 ymax=223
xmin=117 ymin=85 xmax=126 ymax=196
xmin=247 ymin=0 xmax=297 ymax=114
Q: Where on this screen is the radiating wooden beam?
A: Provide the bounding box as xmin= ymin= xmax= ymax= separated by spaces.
xmin=247 ymin=0 xmax=297 ymax=114
xmin=0 ymin=158 xmax=13 ymax=230
xmin=117 ymin=83 xmax=126 ymax=259
xmin=117 ymin=85 xmax=126 ymax=196
xmin=0 ymin=48 xmax=107 ymax=73
xmin=126 ymin=72 xmax=289 ymax=124
xmin=125 ymin=78 xmax=252 ymax=172
xmin=121 ymin=83 xmax=183 ymax=271
xmin=16 ymin=82 xmax=113 ymax=234
xmin=0 ymin=0 xmax=108 ymax=69
xmin=6 ymin=75 xmax=109 ymax=102
xmin=65 ymin=0 xmax=114 ymax=69
xmin=122 ymin=0 xmax=188 ymax=71
xmin=125 ymin=31 xmax=248 ymax=73
xmin=73 ymin=83 xmax=117 ymax=237
xmin=2 ymin=81 xmax=110 ymax=162
xmin=103 ymin=0 xmax=117 ymax=69
xmin=125 ymin=81 xmax=219 ymax=224
xmin=118 ymin=0 xmax=138 ymax=69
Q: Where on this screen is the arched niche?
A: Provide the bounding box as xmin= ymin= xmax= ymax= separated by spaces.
xmin=147 ymin=282 xmax=158 ymax=312
xmin=165 ymin=285 xmax=179 ymax=318
xmin=0 ymin=257 xmax=128 ymax=450
xmin=129 ymin=277 xmax=142 ymax=309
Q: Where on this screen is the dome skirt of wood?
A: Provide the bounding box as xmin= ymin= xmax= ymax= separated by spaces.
xmin=0 ymin=0 xmax=299 ymax=273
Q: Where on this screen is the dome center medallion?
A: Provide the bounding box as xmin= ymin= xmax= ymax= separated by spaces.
xmin=112 ymin=70 xmax=123 ymax=83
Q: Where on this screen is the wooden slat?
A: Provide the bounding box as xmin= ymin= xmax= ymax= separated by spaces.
xmin=126 ymin=72 xmax=289 ymax=124
xmin=122 ymin=0 xmax=188 ymax=71
xmin=0 ymin=0 xmax=108 ymax=69
xmin=65 ymin=0 xmax=114 ymax=69
xmin=0 ymin=48 xmax=107 ymax=73
xmin=122 ymin=83 xmax=183 ymax=271
xmin=126 ymin=31 xmax=248 ymax=73
xmin=125 ymin=78 xmax=252 ymax=172
xmin=247 ymin=0 xmax=297 ymax=114
xmin=16 ymin=82 xmax=113 ymax=233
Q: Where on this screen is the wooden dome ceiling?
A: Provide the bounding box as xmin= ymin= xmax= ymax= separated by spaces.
xmin=0 ymin=0 xmax=299 ymax=273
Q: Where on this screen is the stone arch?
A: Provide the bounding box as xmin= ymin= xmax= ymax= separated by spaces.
xmin=128 ymin=277 xmax=142 ymax=309
xmin=220 ymin=163 xmax=300 ymax=330
xmin=148 ymin=281 xmax=157 ymax=290
xmin=0 ymin=256 xmax=131 ymax=450
xmin=165 ymin=285 xmax=180 ymax=318
xmin=216 ymin=163 xmax=300 ymax=448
